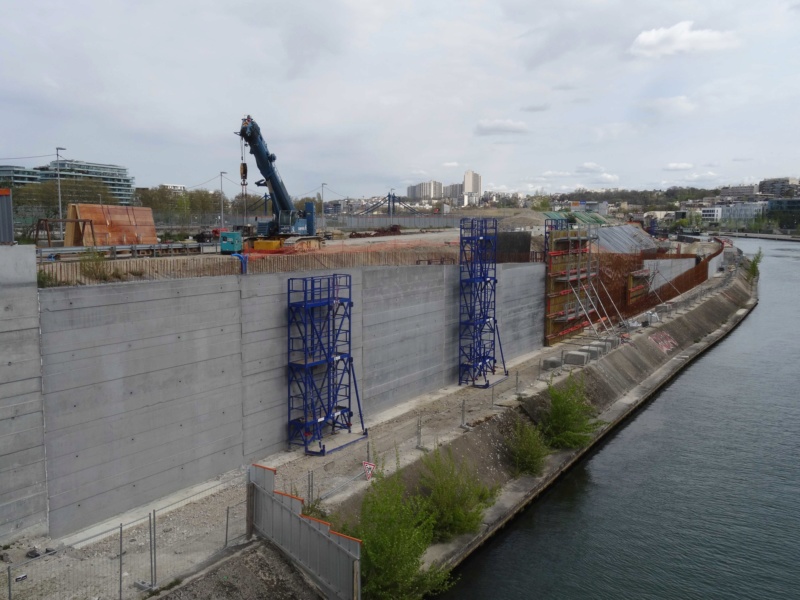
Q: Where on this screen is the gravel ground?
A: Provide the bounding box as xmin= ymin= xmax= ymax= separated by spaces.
xmin=160 ymin=542 xmax=321 ymax=600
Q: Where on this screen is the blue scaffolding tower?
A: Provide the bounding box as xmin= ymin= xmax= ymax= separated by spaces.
xmin=287 ymin=274 xmax=366 ymax=455
xmin=459 ymin=218 xmax=508 ymax=387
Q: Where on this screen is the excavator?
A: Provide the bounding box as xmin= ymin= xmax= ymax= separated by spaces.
xmin=236 ymin=115 xmax=322 ymax=251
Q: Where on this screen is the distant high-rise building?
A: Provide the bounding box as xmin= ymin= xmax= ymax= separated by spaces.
xmin=464 ymin=170 xmax=481 ymax=196
xmin=759 ymin=177 xmax=799 ymax=198
xmin=407 ymin=180 xmax=442 ymax=200
xmin=719 ymin=184 xmax=759 ymax=198
xmin=36 ymin=160 xmax=135 ymax=204
xmin=444 ymin=183 xmax=463 ymax=199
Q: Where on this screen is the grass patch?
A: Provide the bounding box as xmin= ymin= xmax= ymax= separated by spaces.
xmin=37 ymin=269 xmax=62 ymax=288
xmin=79 ymin=250 xmax=110 ymax=281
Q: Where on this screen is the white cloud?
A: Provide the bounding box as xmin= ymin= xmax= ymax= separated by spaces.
xmin=644 ymin=96 xmax=697 ymax=117
xmin=664 ymin=162 xmax=694 ymax=171
xmin=593 ymin=172 xmax=620 ymax=184
xmin=542 ymin=170 xmax=571 ymax=177
xmin=521 ymin=103 xmax=550 ymax=112
xmin=475 ymin=119 xmax=529 ymax=136
xmin=685 ymin=171 xmax=719 ymax=182
xmin=576 ymin=162 xmax=605 ymax=173
xmin=630 ymin=21 xmax=739 ymax=59
xmin=442 ymin=161 xmax=459 ymax=167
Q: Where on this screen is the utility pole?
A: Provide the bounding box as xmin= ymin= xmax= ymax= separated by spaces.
xmin=56 ymin=147 xmax=66 ymax=240
xmin=321 ymin=183 xmax=327 ymax=233
xmin=220 ymin=171 xmax=227 ymax=228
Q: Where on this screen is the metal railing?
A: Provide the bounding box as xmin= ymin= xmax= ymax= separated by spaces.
xmin=249 ymin=466 xmax=361 ymax=600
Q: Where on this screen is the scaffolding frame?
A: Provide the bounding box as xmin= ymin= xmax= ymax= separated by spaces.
xmin=544 ymin=220 xmax=607 ymax=345
xmin=287 ymin=274 xmax=366 ymax=455
xmin=458 ymin=218 xmax=507 ymax=387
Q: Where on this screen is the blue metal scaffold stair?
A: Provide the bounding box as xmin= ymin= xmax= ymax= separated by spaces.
xmin=458 ymin=218 xmax=508 ymax=388
xmin=287 ymin=274 xmax=367 ymax=455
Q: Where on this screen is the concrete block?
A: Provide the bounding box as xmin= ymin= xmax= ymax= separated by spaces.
xmin=542 ymin=357 xmax=562 ymax=370
xmin=563 ymin=351 xmax=590 ymax=366
xmin=589 ymin=341 xmax=610 ymax=355
xmin=579 ymin=346 xmax=603 ymax=360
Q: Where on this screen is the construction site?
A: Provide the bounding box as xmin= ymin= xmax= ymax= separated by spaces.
xmin=0 ymin=118 xmax=751 ymax=599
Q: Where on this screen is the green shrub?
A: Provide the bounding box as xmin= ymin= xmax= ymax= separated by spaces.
xmin=79 ymin=250 xmax=110 ymax=281
xmin=356 ymin=471 xmax=451 ymax=600
xmin=507 ymin=418 xmax=549 ymax=476
xmin=540 ymin=374 xmax=602 ymax=449
xmin=418 ymin=447 xmax=496 ymax=542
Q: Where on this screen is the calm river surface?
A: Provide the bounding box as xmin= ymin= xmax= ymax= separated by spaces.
xmin=443 ymin=239 xmax=800 ymax=600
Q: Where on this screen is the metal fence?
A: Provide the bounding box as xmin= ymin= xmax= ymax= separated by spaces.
xmin=2 ymin=482 xmax=246 ymax=600
xmin=249 ymin=465 xmax=361 ymax=600
xmin=36 ymin=246 xmax=460 ymax=286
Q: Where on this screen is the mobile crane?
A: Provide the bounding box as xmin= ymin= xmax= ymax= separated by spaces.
xmin=236 ymin=115 xmax=322 ymax=250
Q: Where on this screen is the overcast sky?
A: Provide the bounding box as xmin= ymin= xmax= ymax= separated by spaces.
xmin=3 ymin=0 xmax=799 ymax=199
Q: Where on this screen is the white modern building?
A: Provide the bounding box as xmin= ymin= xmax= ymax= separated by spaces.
xmin=0 ymin=165 xmax=41 ymax=186
xmin=701 ymin=202 xmax=767 ymax=224
xmin=36 ymin=160 xmax=135 ymax=204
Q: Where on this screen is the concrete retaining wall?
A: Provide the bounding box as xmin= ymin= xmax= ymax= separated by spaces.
xmin=5 ymin=261 xmax=545 ymax=539
xmin=39 ymin=277 xmax=246 ymax=536
xmin=644 ymin=257 xmax=696 ymax=290
xmin=0 ymin=247 xmax=47 ymax=539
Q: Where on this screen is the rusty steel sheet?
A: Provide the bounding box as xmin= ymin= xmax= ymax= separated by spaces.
xmin=65 ymin=204 xmax=158 ymax=246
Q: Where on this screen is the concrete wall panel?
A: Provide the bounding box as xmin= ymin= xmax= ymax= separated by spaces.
xmin=0 ymin=246 xmax=47 ymax=540
xmin=39 ymin=277 xmax=246 ymax=537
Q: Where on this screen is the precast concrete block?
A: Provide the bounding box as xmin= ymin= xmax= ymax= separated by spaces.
xmin=563 ymin=351 xmax=590 ymax=366
xmin=589 ymin=341 xmax=610 ymax=355
xmin=579 ymin=346 xmax=602 ymax=360
xmin=542 ymin=357 xmax=562 ymax=370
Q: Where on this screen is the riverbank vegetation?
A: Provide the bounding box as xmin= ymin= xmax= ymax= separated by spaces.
xmin=540 ymin=374 xmax=603 ymax=449
xmin=746 ymin=248 xmax=763 ymax=283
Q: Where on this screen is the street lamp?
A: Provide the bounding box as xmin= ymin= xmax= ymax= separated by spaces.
xmin=219 ymin=171 xmax=227 ymax=228
xmin=56 ymin=147 xmax=66 ymax=239
xmin=321 ymin=183 xmax=327 ymax=233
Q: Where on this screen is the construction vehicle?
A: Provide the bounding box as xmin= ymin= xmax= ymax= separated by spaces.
xmin=237 ymin=115 xmax=322 ymax=251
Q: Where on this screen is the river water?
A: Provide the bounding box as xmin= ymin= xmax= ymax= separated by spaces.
xmin=442 ymin=239 xmax=800 ymax=600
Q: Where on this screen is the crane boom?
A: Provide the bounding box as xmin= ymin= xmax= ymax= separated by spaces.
xmin=238 ymin=115 xmax=295 ymax=214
